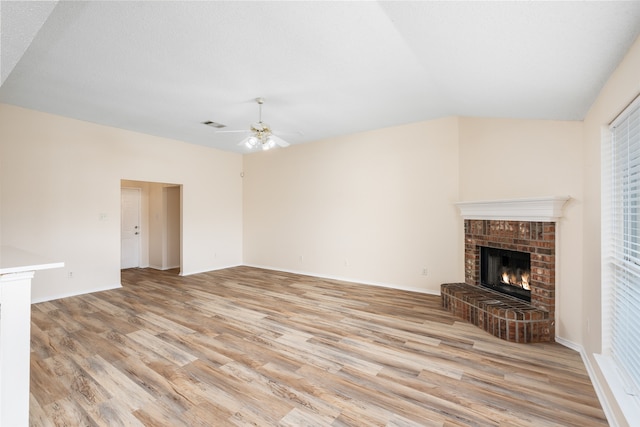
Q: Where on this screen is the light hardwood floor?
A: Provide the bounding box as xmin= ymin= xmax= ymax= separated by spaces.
xmin=29 ymin=267 xmax=607 ymax=426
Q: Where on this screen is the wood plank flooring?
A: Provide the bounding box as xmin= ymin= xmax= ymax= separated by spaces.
xmin=29 ymin=267 xmax=608 ymax=426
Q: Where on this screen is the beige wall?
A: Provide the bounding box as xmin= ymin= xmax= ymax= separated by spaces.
xmin=243 ymin=117 xmax=463 ymax=293
xmin=149 ymin=183 xmax=164 ymax=269
xmin=0 ymin=104 xmax=243 ymax=302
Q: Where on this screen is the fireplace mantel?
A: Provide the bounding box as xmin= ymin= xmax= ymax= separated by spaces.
xmin=455 ymin=196 xmax=570 ymax=222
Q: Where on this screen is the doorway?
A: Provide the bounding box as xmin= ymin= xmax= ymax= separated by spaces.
xmin=121 ymin=180 xmax=182 ymax=274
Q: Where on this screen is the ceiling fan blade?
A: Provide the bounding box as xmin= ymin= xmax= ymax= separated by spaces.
xmin=271 ymin=134 xmax=290 ymax=147
xmin=237 ymin=136 xmax=251 ymax=146
xmin=217 ymin=129 xmax=249 ymax=134
xmin=275 ymin=130 xmax=303 ymax=136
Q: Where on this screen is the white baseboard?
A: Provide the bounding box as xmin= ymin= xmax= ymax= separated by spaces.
xmin=242 ymin=263 xmax=441 ymax=296
xmin=554 ymin=336 xmax=581 ymax=352
xmin=181 ymin=264 xmax=242 ymax=277
xmin=31 ymin=283 xmax=122 ymax=304
xmin=555 ymin=336 xmax=618 ymax=427
xmin=148 ymin=264 xmax=180 ymax=271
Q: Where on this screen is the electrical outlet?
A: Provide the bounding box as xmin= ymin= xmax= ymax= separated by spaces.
xmin=299 ymin=255 xmax=304 ymax=262
xmin=68 ymin=271 xmax=74 ymax=279
xmin=422 ymin=268 xmax=429 ymax=276
xmin=344 ymin=259 xmax=349 ymax=267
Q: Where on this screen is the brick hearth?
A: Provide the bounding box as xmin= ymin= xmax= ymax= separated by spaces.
xmin=441 ymin=283 xmax=550 ymax=343
xmin=442 ymin=219 xmax=556 ymax=343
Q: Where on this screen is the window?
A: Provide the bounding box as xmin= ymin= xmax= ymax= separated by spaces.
xmin=600 ymin=94 xmax=640 ymax=423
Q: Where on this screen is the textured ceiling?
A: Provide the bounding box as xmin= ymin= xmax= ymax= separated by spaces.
xmin=1 ymin=1 xmax=640 ymax=153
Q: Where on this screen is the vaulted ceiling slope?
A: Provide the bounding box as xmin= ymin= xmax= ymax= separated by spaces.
xmin=2 ymin=1 xmax=640 ymax=153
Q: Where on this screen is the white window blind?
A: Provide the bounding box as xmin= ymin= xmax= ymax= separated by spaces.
xmin=607 ymin=95 xmax=640 ymax=398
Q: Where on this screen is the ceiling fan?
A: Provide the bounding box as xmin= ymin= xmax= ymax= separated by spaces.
xmin=218 ymin=97 xmax=291 ymax=151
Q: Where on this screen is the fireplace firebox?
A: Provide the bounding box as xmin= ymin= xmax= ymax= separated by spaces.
xmin=480 ymin=247 xmax=531 ymax=302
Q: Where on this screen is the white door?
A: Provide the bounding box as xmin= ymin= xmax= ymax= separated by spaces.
xmin=121 ymin=188 xmax=141 ymax=269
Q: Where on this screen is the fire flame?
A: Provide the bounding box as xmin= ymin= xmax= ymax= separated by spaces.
xmin=501 ymin=270 xmax=531 ymax=290
xmin=501 ymin=272 xmax=510 ymax=284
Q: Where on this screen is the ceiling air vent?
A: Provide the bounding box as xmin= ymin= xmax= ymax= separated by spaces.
xmin=201 ymin=121 xmax=226 ymax=129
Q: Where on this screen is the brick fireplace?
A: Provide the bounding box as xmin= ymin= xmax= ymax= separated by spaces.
xmin=467 ymin=220 xmax=555 ymax=313
xmin=442 ymin=197 xmax=569 ymax=343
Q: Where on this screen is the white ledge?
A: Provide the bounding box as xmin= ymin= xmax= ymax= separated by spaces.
xmin=456 ymin=196 xmax=571 ymax=222
xmin=0 ymin=246 xmax=64 ymax=275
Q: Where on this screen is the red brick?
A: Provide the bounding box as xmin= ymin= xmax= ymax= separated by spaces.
xmin=457 ymin=218 xmax=557 ymax=343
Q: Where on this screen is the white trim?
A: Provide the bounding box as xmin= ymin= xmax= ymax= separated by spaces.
xmin=180 ymin=264 xmax=243 ymax=276
xmin=455 ymin=196 xmax=571 ymax=222
xmin=179 ymin=263 xmax=440 ymax=295
xmin=554 ymin=336 xmax=581 ymax=352
xmin=148 ymin=264 xmax=180 ymax=271
xmin=610 ymin=94 xmax=640 ymax=128
xmin=595 ymin=353 xmax=640 ymax=426
xmin=242 ymin=263 xmax=441 ymax=296
xmin=555 ymin=337 xmax=618 ymax=427
xmin=31 ymin=283 xmax=122 ymax=304
xmin=0 ymin=246 xmax=64 ymax=275
xmin=155 ymin=263 xmax=440 ymax=295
